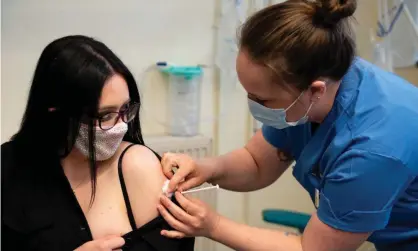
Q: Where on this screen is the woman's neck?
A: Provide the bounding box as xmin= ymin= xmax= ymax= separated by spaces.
xmin=62 ymin=151 xmax=116 ymax=192
xmin=61 ymin=149 xmax=92 ymax=182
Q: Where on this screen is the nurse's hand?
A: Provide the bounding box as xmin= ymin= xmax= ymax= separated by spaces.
xmin=161 ymin=153 xmax=215 ymax=193
xmin=157 ymin=192 xmax=220 ymax=239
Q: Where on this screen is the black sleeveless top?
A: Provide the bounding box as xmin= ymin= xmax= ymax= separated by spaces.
xmin=1 ymin=141 xmax=194 ymax=251
xmin=118 ymin=144 xmax=195 ymax=250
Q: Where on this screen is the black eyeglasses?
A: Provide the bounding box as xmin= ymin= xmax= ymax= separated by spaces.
xmin=95 ymin=102 xmax=139 ymax=130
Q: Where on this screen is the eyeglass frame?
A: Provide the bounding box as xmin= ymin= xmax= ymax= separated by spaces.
xmin=90 ymin=102 xmax=140 ymax=131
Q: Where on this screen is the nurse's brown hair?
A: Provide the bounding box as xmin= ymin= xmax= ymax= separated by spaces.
xmin=239 ymin=0 xmax=357 ymax=90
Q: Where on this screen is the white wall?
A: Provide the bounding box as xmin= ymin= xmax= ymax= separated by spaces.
xmin=1 ymin=0 xmax=216 ymax=142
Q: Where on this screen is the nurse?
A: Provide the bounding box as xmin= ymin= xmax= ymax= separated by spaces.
xmin=157 ymin=0 xmax=418 ymax=250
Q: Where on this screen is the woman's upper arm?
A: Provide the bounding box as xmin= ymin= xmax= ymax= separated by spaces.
xmin=121 ymin=145 xmax=166 ymax=226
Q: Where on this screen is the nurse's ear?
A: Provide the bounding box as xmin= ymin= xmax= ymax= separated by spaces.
xmin=309 ymin=80 xmax=327 ymax=102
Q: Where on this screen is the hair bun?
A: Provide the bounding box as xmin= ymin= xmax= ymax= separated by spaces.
xmin=312 ymin=0 xmax=357 ymax=28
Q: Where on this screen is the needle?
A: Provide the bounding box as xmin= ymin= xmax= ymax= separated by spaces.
xmin=181 ymin=184 xmax=220 ymax=194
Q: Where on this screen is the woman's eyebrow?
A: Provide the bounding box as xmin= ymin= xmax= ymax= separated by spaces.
xmin=122 ymin=99 xmax=131 ymax=106
xmin=98 ymin=105 xmax=118 ymax=113
xmin=98 ymin=99 xmax=131 ymax=112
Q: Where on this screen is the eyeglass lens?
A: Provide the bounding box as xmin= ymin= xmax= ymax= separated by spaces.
xmin=99 ymin=103 xmax=139 ymax=130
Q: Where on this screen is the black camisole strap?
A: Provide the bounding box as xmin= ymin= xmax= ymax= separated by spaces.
xmin=117 ymin=143 xmax=163 ymax=230
xmin=118 ymin=143 xmax=138 ymax=230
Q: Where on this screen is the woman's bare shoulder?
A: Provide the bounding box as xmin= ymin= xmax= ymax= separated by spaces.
xmin=118 ymin=141 xmax=166 ymax=189
xmin=117 ymin=142 xmax=166 ymax=227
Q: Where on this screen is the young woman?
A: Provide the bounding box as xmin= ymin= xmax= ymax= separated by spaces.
xmin=1 ymin=35 xmax=194 ymax=251
xmin=157 ymin=1 xmax=418 ymax=251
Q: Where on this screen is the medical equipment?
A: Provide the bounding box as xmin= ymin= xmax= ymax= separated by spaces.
xmin=139 ymin=63 xmax=236 ymax=140
xmin=371 ymin=31 xmax=394 ymax=71
xmin=375 ymin=0 xmax=418 ymax=69
xmin=215 ymin=0 xmax=244 ymax=90
xmin=162 ymin=180 xmax=173 ymax=197
xmin=158 ymin=65 xmax=203 ymax=137
xmin=139 ymin=62 xmax=204 ymax=137
xmin=181 ymin=184 xmax=220 ymax=195
xmin=162 ymin=180 xmax=219 ymax=198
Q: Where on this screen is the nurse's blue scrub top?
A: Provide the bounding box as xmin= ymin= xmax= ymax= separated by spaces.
xmin=262 ymin=58 xmax=418 ymax=250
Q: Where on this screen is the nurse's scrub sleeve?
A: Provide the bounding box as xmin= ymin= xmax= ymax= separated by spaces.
xmin=261 ymin=125 xmax=291 ymax=153
xmin=317 ymin=148 xmax=414 ymax=232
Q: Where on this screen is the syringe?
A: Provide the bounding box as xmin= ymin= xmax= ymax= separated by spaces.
xmin=162 ymin=180 xmax=219 ymax=197
xmin=180 ymin=184 xmax=219 ymax=194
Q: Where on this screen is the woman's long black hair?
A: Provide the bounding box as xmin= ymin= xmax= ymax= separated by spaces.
xmin=12 ymin=35 xmax=144 ymax=203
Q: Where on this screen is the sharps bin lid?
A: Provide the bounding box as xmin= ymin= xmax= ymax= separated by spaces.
xmin=160 ymin=66 xmax=203 ymax=80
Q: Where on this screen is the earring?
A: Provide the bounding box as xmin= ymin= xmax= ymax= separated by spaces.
xmin=312 ymin=96 xmax=320 ymax=103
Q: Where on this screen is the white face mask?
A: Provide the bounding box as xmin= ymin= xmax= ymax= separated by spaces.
xmin=75 ymin=122 xmax=128 ymax=161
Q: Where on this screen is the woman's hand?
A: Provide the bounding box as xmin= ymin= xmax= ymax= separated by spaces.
xmin=161 ymin=153 xmax=215 ymax=193
xmin=157 ymin=192 xmax=221 ymax=239
xmin=74 ymin=235 xmax=125 ymax=251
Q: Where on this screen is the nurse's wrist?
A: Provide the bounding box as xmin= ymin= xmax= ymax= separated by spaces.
xmin=196 ymin=157 xmax=224 ymax=185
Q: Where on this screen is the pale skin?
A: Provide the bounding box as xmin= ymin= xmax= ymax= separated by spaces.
xmin=61 ymin=75 xmax=167 ymax=251
xmin=157 ymin=49 xmax=371 ymax=251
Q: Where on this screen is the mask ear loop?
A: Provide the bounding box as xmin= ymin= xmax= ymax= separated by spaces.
xmin=284 ymin=91 xmax=305 ymax=112
xmin=288 ymin=79 xmax=324 ymax=118
xmin=284 ymin=91 xmax=317 ymax=122
xmin=304 ymin=95 xmax=321 ymax=119
xmin=304 ymin=102 xmax=314 ymax=118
